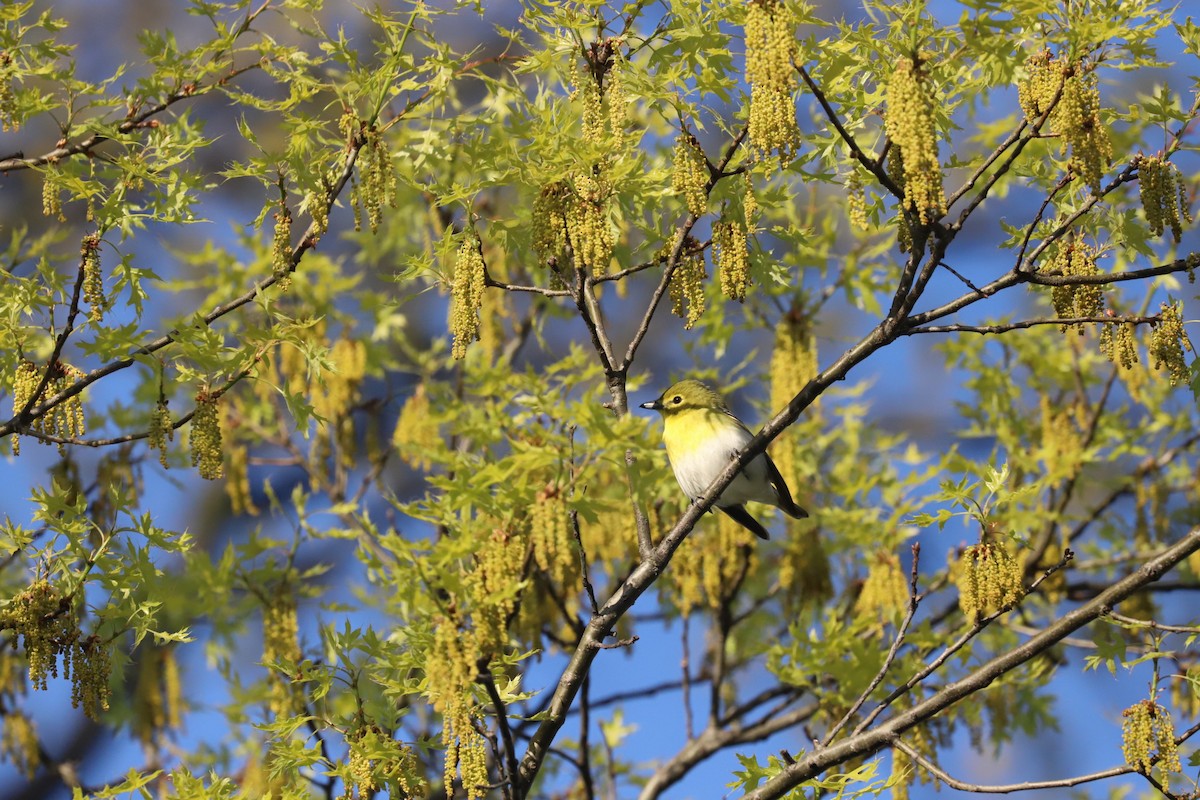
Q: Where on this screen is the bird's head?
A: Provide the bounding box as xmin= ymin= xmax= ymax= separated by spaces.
xmin=639 ymin=379 xmax=729 ymax=417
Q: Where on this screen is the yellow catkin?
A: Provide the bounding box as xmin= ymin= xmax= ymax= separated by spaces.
xmin=10 ymin=361 xmax=86 ymax=456
xmin=358 ymin=124 xmax=398 ymax=233
xmin=575 ymin=61 xmax=606 ymax=145
xmin=744 ymin=0 xmax=801 ymax=162
xmin=885 ymin=56 xmax=945 ymax=225
xmin=449 ymin=232 xmax=486 ymax=360
xmin=1149 ymin=301 xmax=1192 ymax=386
xmin=1018 ymin=49 xmax=1059 ymax=123
xmin=81 ymin=234 xmax=105 ymax=322
xmin=304 ymin=188 xmax=329 ymax=239
xmin=345 ymin=725 xmax=426 ymax=799
xmin=148 ymin=398 xmax=174 ymax=468
xmin=225 ymin=439 xmax=257 ymax=516
xmin=0 ymin=711 xmax=38 ymax=780
xmin=1053 ymin=62 xmax=1112 ymax=193
xmin=778 ymin=525 xmax=832 ymax=609
xmin=1022 ymin=52 xmax=1112 ymax=192
xmin=744 ymin=174 xmax=759 ymax=228
xmin=770 ymin=307 xmax=818 ymax=488
xmin=263 ymin=590 xmax=302 ymax=718
xmin=0 ymin=51 xmax=16 ymax=132
xmin=854 ymin=550 xmax=909 ymax=629
xmin=1122 ymin=700 xmax=1182 ymax=788
xmin=1048 ymin=239 xmax=1104 ymax=334
xmin=190 ymin=390 xmax=224 ymax=480
xmin=955 ymin=541 xmax=1023 ymax=620
xmin=70 ymin=634 xmax=111 ymax=721
xmin=392 ymin=383 xmax=440 ymax=470
xmin=532 ymin=182 xmax=570 ymax=267
xmin=1038 ymin=394 xmax=1082 ymax=481
xmin=42 ymin=169 xmax=63 ymax=221
xmin=313 ymin=337 xmax=366 ymax=422
xmin=669 ymin=515 xmax=757 ymax=613
xmin=705 ymin=515 xmax=758 ymax=607
xmin=0 ymin=579 xmax=76 ymax=690
xmin=567 ymin=172 xmax=614 ymax=275
xmin=669 ymin=247 xmax=707 ymax=329
xmin=428 ymin=618 xmax=484 ymax=798
xmin=847 ymin=171 xmax=869 ymax=230
xmin=713 ymin=217 xmax=751 ymax=301
xmin=1137 ymin=155 xmax=1192 ymax=242
xmin=1099 ymin=321 xmax=1139 ymax=370
xmin=471 ymin=525 xmax=527 ymax=657
xmin=672 ymin=132 xmax=709 ymax=217
xmin=272 ymin=197 xmax=292 ymax=290
xmin=607 ymin=53 xmax=629 ymax=136
xmin=477 ymin=279 xmax=507 ymax=365
xmin=530 ymin=484 xmax=577 ymax=588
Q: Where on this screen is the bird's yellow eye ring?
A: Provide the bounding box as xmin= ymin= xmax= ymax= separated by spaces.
xmin=671 ymin=395 xmax=682 ymax=404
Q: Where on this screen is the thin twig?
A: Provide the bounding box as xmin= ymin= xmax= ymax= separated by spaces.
xmin=901 ymin=314 xmax=1158 ymax=336
xmin=822 ymin=542 xmax=922 ymax=747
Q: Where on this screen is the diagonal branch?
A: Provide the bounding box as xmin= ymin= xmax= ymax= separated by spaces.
xmin=741 ymin=527 xmax=1200 ymax=800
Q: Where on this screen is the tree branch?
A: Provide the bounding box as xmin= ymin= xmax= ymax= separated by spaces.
xmin=741 ymin=527 xmax=1200 ymax=800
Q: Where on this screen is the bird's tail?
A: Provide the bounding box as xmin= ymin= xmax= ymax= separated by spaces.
xmin=781 ymin=496 xmax=809 ymax=519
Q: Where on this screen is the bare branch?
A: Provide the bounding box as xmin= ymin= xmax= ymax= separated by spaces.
xmin=741 ymin=527 xmax=1200 ymax=800
xmin=901 ymin=314 xmax=1158 ymax=336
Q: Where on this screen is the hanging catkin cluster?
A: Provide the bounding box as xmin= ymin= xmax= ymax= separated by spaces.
xmin=470 ymin=524 xmax=527 ymax=657
xmin=190 ymin=389 xmax=224 ymax=480
xmin=1122 ymin=700 xmax=1182 ymax=787
xmin=713 ymin=214 xmax=751 ymax=301
xmin=955 ymin=541 xmax=1023 ymax=620
xmin=428 ymin=618 xmax=489 ymax=800
xmin=1100 ymin=322 xmax=1139 ymax=370
xmin=1149 ymin=301 xmax=1192 ymax=386
xmin=769 ymin=307 xmax=818 ymax=490
xmin=1136 ymin=155 xmax=1192 ymax=242
xmin=530 ymin=483 xmax=578 ymax=589
xmin=566 ymin=171 xmax=615 ymax=275
xmin=672 ymin=131 xmax=709 ymax=217
xmin=81 ymin=234 xmax=106 ymax=322
xmin=1048 ymin=239 xmax=1104 ymax=332
xmin=10 ymin=360 xmax=85 ymax=455
xmin=0 ymin=711 xmax=38 ymax=779
xmin=262 ymin=588 xmax=302 ymax=717
xmin=1 ymin=579 xmax=75 ymax=691
xmin=668 ymin=515 xmax=758 ymax=615
xmin=853 ymin=550 xmax=909 ymax=629
xmin=344 ymin=725 xmax=425 ymax=799
xmin=669 ymin=242 xmax=707 ymax=329
xmin=744 ymin=0 xmax=801 ymax=162
xmin=449 ymin=232 xmax=486 ymax=360
xmin=272 ymin=196 xmax=293 ymax=290
xmin=532 ymin=181 xmax=571 ymax=267
xmin=356 ymin=121 xmax=399 ymax=234
xmin=1019 ymin=52 xmax=1111 ymax=192
xmin=0 ymin=51 xmax=16 ymax=132
xmin=1017 ymin=49 xmax=1058 ymax=122
xmin=392 ymin=383 xmax=440 ymax=470
xmin=886 ymin=55 xmax=945 ymax=225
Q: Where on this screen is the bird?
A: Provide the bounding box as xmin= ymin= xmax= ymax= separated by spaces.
xmin=639 ymin=379 xmax=808 ymax=540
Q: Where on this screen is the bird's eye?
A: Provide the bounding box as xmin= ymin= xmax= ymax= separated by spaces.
xmin=671 ymin=395 xmax=682 ymax=405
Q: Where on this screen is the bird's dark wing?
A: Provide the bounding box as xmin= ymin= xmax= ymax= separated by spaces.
xmin=718 ymin=504 xmax=771 ymax=540
xmin=764 ymin=451 xmax=809 ymax=519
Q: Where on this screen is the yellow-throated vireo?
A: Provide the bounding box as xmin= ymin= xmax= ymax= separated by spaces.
xmin=640 ymin=379 xmax=808 ymax=540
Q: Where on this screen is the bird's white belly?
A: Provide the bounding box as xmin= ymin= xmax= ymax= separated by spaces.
xmin=667 ymin=418 xmax=772 ymax=507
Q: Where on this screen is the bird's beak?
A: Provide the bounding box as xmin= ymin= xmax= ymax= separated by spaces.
xmin=639 ymin=399 xmax=662 ymax=411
